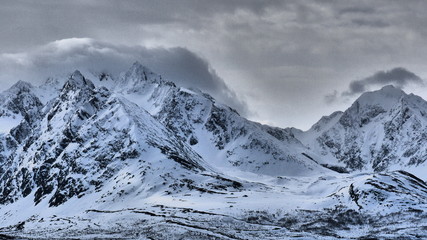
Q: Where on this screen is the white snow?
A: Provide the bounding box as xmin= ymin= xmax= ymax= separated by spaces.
xmin=0 ymin=115 xmax=22 ymax=133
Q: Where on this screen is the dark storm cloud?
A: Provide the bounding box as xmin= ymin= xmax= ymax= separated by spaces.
xmin=0 ymin=38 xmax=249 ymax=116
xmin=343 ymin=68 xmax=423 ymax=96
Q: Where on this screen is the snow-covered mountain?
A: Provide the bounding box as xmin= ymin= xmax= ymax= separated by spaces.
xmin=0 ymin=63 xmax=426 ymax=239
xmin=115 ymin=62 xmax=328 ymax=177
xmin=0 ymin=70 xmax=243 ymax=208
xmin=294 ymin=85 xmax=427 ymax=175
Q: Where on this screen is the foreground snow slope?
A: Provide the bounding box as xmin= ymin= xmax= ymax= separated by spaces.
xmin=0 ymin=170 xmax=425 ymax=239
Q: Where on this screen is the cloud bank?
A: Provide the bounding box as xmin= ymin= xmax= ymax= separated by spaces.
xmin=0 ymin=38 xmax=249 ymax=116
xmin=343 ymin=67 xmax=423 ymax=96
xmin=325 ymin=67 xmax=424 ymax=104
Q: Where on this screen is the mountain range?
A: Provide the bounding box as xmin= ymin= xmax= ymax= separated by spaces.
xmin=0 ymin=62 xmax=426 ymax=239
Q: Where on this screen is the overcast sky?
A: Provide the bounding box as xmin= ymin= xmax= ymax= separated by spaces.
xmin=1 ymin=0 xmax=427 ymax=130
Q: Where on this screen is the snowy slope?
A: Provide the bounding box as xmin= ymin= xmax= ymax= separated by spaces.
xmin=1 ymin=169 xmax=425 ymax=239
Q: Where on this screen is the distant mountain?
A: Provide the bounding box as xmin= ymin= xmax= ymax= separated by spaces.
xmin=294 ymin=85 xmax=427 ymax=175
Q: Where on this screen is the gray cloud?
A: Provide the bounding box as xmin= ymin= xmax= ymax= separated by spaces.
xmin=0 ymin=0 xmax=287 ymax=53
xmin=338 ymin=6 xmax=376 ymax=15
xmin=2 ymin=1 xmax=427 ymax=129
xmin=350 ymin=19 xmax=389 ymax=28
xmin=343 ymin=67 xmax=423 ymax=96
xmin=0 ymin=38 xmax=249 ymax=116
xmin=324 ymin=90 xmax=338 ymax=104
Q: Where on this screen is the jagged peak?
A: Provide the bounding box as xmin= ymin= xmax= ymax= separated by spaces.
xmin=125 ymin=61 xmax=155 ymax=78
xmin=115 ymin=61 xmax=164 ymax=91
xmin=5 ymin=80 xmax=34 ymax=94
xmin=130 ymin=61 xmax=147 ymax=71
xmin=12 ymin=80 xmax=33 ymax=89
xmin=70 ymin=70 xmax=85 ymax=83
xmin=61 ymin=70 xmax=95 ymax=93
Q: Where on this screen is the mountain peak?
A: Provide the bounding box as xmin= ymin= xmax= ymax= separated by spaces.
xmin=367 ymin=84 xmax=405 ymax=97
xmin=70 ymin=70 xmax=85 ymax=82
xmin=116 ymin=61 xmax=163 ymax=91
xmin=128 ymin=61 xmax=152 ymax=76
xmin=131 ymin=60 xmax=143 ymax=69
xmin=62 ymin=70 xmax=95 ymax=92
xmin=354 ymin=85 xmax=406 ymax=110
xmin=65 ymin=70 xmax=95 ymax=89
xmin=339 ymin=85 xmax=408 ymax=127
xmin=377 ymin=84 xmax=405 ymax=96
xmin=6 ymin=80 xmax=33 ymax=94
